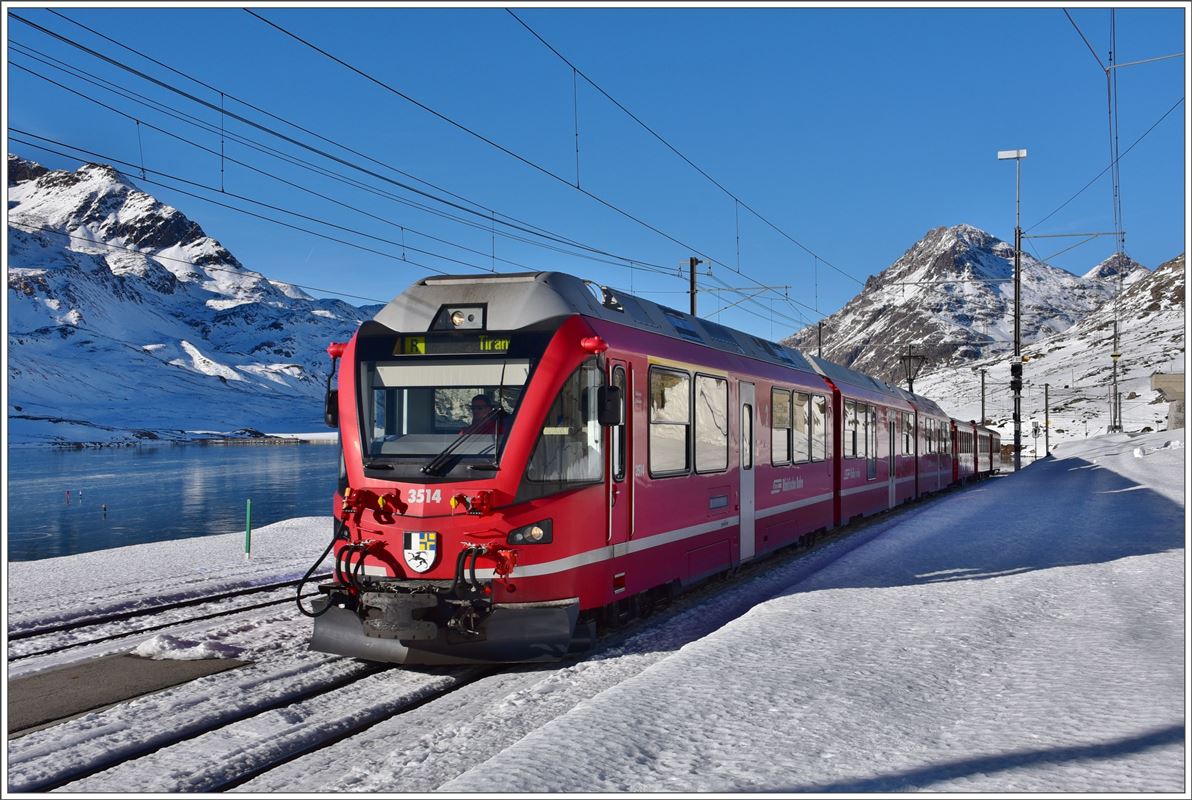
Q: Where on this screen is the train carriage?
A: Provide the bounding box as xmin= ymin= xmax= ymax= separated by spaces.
xmin=953 ymin=420 xmax=977 ymax=482
xmin=902 ymin=394 xmax=952 ymax=495
xmin=807 ymin=357 xmax=916 ymax=523
xmin=975 ymin=424 xmax=1001 ymax=476
xmin=311 ymin=271 xmax=994 ymax=666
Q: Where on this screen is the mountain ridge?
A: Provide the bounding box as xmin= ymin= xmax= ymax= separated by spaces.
xmin=782 ymin=223 xmax=1152 ymax=383
xmin=7 ymin=155 xmax=370 ymax=445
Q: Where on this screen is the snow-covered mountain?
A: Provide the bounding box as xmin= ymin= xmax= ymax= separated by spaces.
xmin=6 ymin=155 xmax=374 ymax=445
xmin=915 ymin=252 xmax=1185 ymax=452
xmin=783 ymin=224 xmax=1144 ymax=384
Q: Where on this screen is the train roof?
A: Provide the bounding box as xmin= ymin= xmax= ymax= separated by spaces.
xmin=888 ymin=386 xmax=950 ymax=418
xmin=374 ymin=271 xmax=822 ymax=376
xmin=805 ymin=354 xmax=913 ymax=406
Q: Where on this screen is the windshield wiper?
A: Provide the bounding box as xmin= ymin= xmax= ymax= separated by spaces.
xmin=421 ymin=408 xmax=502 ymax=477
xmin=364 ymin=460 xmax=394 ymax=470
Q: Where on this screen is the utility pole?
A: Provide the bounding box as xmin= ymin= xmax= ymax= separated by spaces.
xmin=1110 ymin=322 xmax=1121 ymax=431
xmin=688 ymin=257 xmax=702 ymax=316
xmin=818 ymin=321 xmax=823 ymax=359
xmin=979 ymin=368 xmax=987 ymax=425
xmin=1044 ymin=383 xmax=1050 ymax=456
xmin=998 ymin=148 xmax=1028 ymax=471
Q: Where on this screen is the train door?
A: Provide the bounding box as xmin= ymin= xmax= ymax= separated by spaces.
xmin=608 ymin=360 xmax=631 ymax=545
xmin=912 ymin=411 xmax=920 ymax=499
xmin=888 ymin=410 xmax=896 ymax=507
xmin=739 ymin=381 xmax=756 ymax=562
xmin=951 ymin=422 xmax=960 ymax=484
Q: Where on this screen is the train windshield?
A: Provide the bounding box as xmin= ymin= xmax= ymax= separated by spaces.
xmin=359 ymin=359 xmax=532 ymax=470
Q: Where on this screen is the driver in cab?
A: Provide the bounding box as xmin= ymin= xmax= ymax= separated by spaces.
xmin=461 ymin=393 xmax=506 ymax=435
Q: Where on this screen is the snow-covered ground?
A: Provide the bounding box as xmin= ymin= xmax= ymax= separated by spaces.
xmin=4 ymin=431 xmax=1185 ymax=792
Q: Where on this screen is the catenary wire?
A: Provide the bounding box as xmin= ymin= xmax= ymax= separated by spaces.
xmin=10 ymin=38 xmax=684 ymax=280
xmin=10 ymin=134 xmax=470 ymax=276
xmin=44 ymin=8 xmax=611 ymax=253
xmin=11 ymin=14 xmax=828 ymax=332
xmin=9 ymin=12 xmax=682 ymax=277
xmin=242 ymin=9 xmax=802 ymax=311
xmin=8 ymin=57 xmax=627 ymax=278
xmin=505 ymin=9 xmax=865 ymax=289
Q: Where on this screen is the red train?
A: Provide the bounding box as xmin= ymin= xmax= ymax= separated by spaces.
xmin=310 ymin=272 xmax=1000 ymax=664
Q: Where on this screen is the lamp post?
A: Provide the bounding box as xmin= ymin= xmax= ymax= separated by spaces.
xmin=998 ymin=148 xmax=1027 ymax=471
xmin=900 ymin=345 xmax=926 ymax=395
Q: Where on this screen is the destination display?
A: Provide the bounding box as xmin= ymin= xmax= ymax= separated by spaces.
xmin=393 ymin=334 xmax=511 ymax=356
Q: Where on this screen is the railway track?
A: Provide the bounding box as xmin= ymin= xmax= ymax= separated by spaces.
xmin=9 ymin=575 xmax=329 ymax=641
xmin=9 ymin=485 xmax=969 ymax=792
xmin=12 ymin=658 xmax=397 ymax=792
xmin=8 ymin=587 xmax=324 ymax=663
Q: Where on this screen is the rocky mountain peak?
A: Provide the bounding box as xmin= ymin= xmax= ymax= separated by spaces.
xmin=7 ymin=154 xmax=49 ymax=186
xmin=783 ymin=224 xmax=1132 ymax=383
xmin=7 ymin=155 xmax=244 ymax=271
xmin=7 ymin=153 xmax=372 ymax=444
xmin=1082 ymin=252 xmax=1149 ymax=285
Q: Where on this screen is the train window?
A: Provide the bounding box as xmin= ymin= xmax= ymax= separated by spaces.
xmin=861 ymin=404 xmax=871 ymax=460
xmin=524 ymin=359 xmax=604 ymax=490
xmin=903 ymin=413 xmax=913 ymax=455
xmin=360 ymin=359 xmax=531 ymax=463
xmin=843 ymin=399 xmax=857 ymax=458
xmin=771 ymin=388 xmax=791 ymax=465
xmin=811 ymin=395 xmax=828 ymax=461
xmin=741 ymin=404 xmax=754 ymax=470
xmin=649 ymin=367 xmax=691 ymax=476
xmin=794 ymin=392 xmax=811 ymax=463
xmin=866 ymin=406 xmax=878 ymax=479
xmin=694 ymin=375 xmax=728 ymax=473
xmin=612 ymin=366 xmax=627 ymax=482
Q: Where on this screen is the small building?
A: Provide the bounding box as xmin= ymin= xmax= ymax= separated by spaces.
xmin=1150 ymin=372 xmax=1185 ymax=430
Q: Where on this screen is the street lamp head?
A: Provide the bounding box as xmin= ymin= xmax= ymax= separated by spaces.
xmin=997 ymin=149 xmax=1028 ymax=160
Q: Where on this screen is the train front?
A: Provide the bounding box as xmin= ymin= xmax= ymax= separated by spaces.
xmin=311 ymin=274 xmax=618 ymax=665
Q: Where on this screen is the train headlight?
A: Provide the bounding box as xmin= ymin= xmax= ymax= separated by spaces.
xmin=507 ymin=519 xmax=553 ymax=545
xmin=433 ymin=305 xmax=484 ymax=330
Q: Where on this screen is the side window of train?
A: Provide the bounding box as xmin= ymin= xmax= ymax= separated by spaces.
xmin=649 ymin=367 xmax=690 ymax=476
xmin=866 ymin=405 xmax=877 ymax=461
xmin=694 ymin=374 xmax=728 ymax=473
xmin=843 ymin=399 xmax=856 ymax=458
xmin=771 ymin=388 xmax=791 ymax=466
xmin=612 ymin=366 xmax=627 ymax=482
xmin=522 ymin=358 xmax=604 ymax=498
xmin=866 ymin=405 xmax=878 ymax=479
xmin=794 ymin=392 xmax=811 ymax=463
xmin=861 ymin=404 xmax=871 ymax=459
xmin=811 ymin=395 xmax=827 ymax=461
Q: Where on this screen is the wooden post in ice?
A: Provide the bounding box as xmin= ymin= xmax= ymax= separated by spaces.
xmin=245 ymin=498 xmax=253 ymax=561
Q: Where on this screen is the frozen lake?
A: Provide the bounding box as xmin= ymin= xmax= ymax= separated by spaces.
xmin=6 ymin=442 xmax=339 ymax=561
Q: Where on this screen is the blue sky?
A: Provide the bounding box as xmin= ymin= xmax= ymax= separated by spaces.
xmin=6 ymin=4 xmax=1188 ymax=340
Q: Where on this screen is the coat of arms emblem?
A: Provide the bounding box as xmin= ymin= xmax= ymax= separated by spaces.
xmin=403 ymin=531 xmax=439 ymax=573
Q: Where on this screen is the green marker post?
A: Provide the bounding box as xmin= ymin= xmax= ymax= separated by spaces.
xmin=245 ymin=497 xmax=252 ymax=561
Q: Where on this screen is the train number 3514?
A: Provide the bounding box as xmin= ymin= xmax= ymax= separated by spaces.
xmin=407 ymin=488 xmax=442 ymax=504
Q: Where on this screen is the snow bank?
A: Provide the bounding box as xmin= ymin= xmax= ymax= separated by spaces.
xmin=132 ymin=634 xmax=245 ymax=661
xmin=7 ymin=516 xmax=333 ymax=633
xmin=442 ymin=430 xmax=1185 ymax=793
